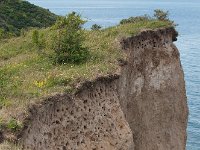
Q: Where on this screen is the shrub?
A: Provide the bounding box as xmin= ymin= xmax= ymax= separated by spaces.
xmin=0 ymin=28 xmax=4 ymax=36
xmin=154 ymin=9 xmax=169 ymax=21
xmin=7 ymin=118 xmax=22 ymax=132
xmin=52 ymin=12 xmax=89 ymax=64
xmin=0 ymin=28 xmax=5 ymax=40
xmin=32 ymin=29 xmax=46 ymax=52
xmin=120 ymin=15 xmax=151 ymax=24
xmin=32 ymin=30 xmax=39 ymax=46
xmin=91 ymin=24 xmax=102 ymax=30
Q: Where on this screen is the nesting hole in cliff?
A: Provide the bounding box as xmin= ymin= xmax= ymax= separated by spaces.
xmin=62 ymin=146 xmax=67 ymax=150
xmin=98 ymin=92 xmax=101 ymax=97
xmin=94 ymin=93 xmax=97 ymax=97
xmin=60 ymin=117 xmax=63 ymax=122
xmin=56 ymin=120 xmax=60 ymax=124
xmin=81 ymin=139 xmax=85 ymax=144
xmin=70 ymin=110 xmax=74 ymax=115
xmin=100 ymin=88 xmax=103 ymax=93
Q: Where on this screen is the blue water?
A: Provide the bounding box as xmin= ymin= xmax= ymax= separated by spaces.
xmin=28 ymin=0 xmax=200 ymax=149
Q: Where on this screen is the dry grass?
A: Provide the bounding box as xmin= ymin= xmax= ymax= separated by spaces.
xmin=0 ymin=141 xmax=22 ymax=150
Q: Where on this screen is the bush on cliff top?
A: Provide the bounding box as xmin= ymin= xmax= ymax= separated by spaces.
xmin=120 ymin=9 xmax=171 ymax=25
xmin=52 ymin=12 xmax=89 ymax=64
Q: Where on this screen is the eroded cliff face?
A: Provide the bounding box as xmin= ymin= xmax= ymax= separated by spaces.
xmin=19 ymin=27 xmax=188 ymax=150
xmin=118 ymin=27 xmax=188 ymax=150
xmin=20 ymin=76 xmax=134 ymax=150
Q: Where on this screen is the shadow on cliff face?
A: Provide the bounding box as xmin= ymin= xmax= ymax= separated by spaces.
xmin=0 ymin=132 xmax=3 ymax=143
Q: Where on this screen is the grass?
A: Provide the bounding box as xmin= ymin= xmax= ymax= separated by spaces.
xmin=0 ymin=141 xmax=22 ymax=150
xmin=0 ymin=19 xmax=172 ymax=135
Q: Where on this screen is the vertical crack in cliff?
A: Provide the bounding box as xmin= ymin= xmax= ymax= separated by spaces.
xmin=18 ymin=27 xmax=188 ymax=150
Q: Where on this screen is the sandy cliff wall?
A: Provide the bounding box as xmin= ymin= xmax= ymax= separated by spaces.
xmin=20 ymin=76 xmax=134 ymax=150
xmin=18 ymin=27 xmax=188 ymax=150
xmin=118 ymin=27 xmax=188 ymax=150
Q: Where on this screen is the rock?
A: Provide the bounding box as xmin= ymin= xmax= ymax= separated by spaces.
xmin=118 ymin=27 xmax=188 ymax=150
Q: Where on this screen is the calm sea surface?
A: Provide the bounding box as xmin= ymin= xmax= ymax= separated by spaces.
xmin=28 ymin=0 xmax=200 ymax=149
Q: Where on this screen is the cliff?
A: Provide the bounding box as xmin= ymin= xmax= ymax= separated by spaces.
xmin=15 ymin=27 xmax=188 ymax=150
xmin=118 ymin=27 xmax=188 ymax=149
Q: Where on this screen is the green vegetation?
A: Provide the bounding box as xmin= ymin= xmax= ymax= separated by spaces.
xmin=52 ymin=12 xmax=89 ymax=64
xmin=0 ymin=117 xmax=22 ymax=132
xmin=6 ymin=118 xmax=22 ymax=132
xmin=120 ymin=10 xmax=172 ymax=25
xmin=120 ymin=15 xmax=150 ymax=24
xmin=154 ymin=9 xmax=169 ymax=21
xmin=32 ymin=29 xmax=46 ymax=52
xmin=0 ymin=0 xmax=57 ymax=36
xmin=91 ymin=24 xmax=102 ymax=30
xmin=32 ymin=30 xmax=39 ymax=48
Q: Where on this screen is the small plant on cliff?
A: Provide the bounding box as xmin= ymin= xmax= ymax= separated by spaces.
xmin=154 ymin=9 xmax=169 ymax=21
xmin=52 ymin=12 xmax=89 ymax=64
xmin=7 ymin=118 xmax=22 ymax=132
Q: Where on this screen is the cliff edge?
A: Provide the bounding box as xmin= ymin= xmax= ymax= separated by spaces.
xmin=16 ymin=27 xmax=188 ymax=150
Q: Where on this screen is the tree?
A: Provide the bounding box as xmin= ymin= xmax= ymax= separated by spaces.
xmin=52 ymin=12 xmax=89 ymax=64
xmin=91 ymin=24 xmax=102 ymax=30
xmin=32 ymin=30 xmax=39 ymax=47
xmin=154 ymin=9 xmax=169 ymax=21
xmin=32 ymin=29 xmax=46 ymax=52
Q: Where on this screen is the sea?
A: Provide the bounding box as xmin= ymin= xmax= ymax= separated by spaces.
xmin=28 ymin=0 xmax=200 ymax=149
